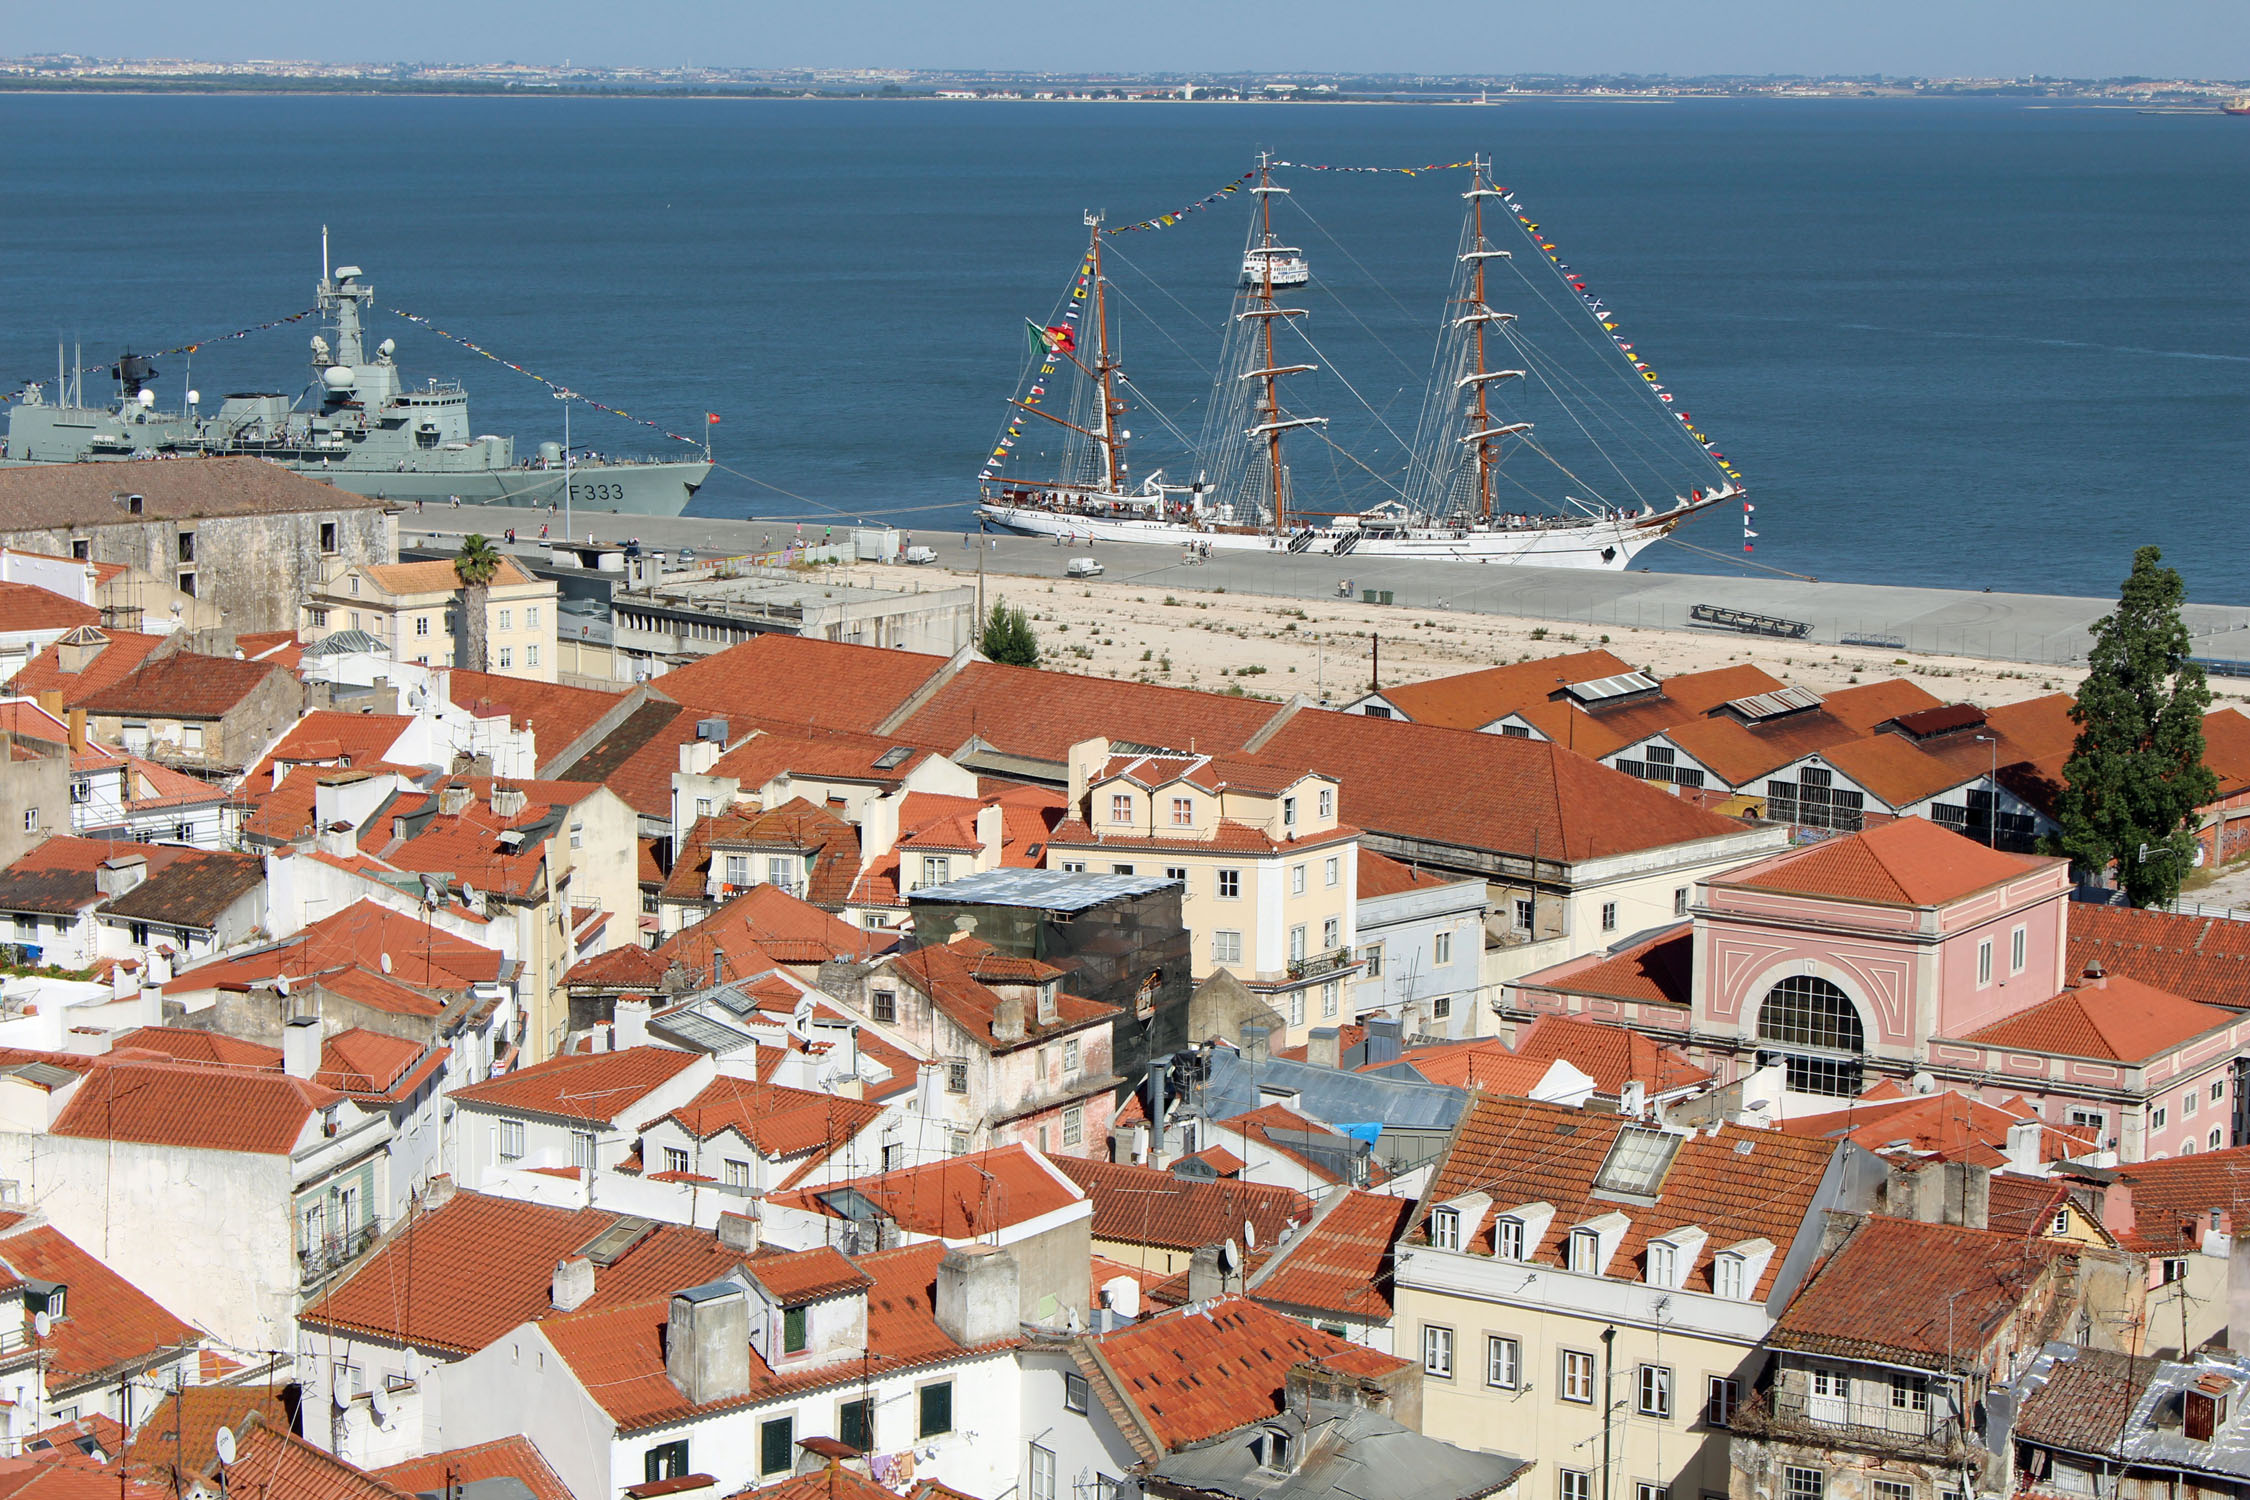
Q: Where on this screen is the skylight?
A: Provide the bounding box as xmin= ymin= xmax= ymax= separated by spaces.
xmin=1593 ymin=1126 xmax=1684 ymax=1198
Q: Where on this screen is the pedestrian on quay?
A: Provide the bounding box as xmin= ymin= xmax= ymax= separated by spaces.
xmin=505 ymin=528 xmax=516 ymax=545
xmin=540 ymin=524 xmax=550 ymax=540
xmin=449 ymin=495 xmax=460 ymax=509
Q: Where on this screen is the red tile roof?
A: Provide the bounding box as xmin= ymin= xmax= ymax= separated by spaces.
xmin=1254 ymin=710 xmax=1750 ymax=863
xmin=444 ymin=671 xmax=623 ymax=770
xmin=1516 ymin=925 xmax=1694 ymax=1009
xmin=109 ymin=1026 xmax=282 ymax=1068
xmin=6 ymin=630 xmax=168 ymax=709
xmin=1722 ymin=816 xmax=2050 ymax=907
xmin=2111 ymin=1146 xmax=2250 ymax=1254
xmin=723 ymin=1466 xmax=900 ymax=1500
xmin=2066 ymin=903 xmax=2250 ymax=1011
xmin=743 ymin=1247 xmax=873 ymax=1305
xmin=0 ymin=1219 xmax=198 ymax=1389
xmin=204 ymin=1415 xmax=411 ymax=1500
xmin=885 ymin=941 xmax=1118 ymax=1049
xmin=669 ymin=883 xmax=878 ymax=968
xmin=1356 ymin=849 xmax=1451 ymax=900
xmin=707 ymin=726 xmax=935 ymax=790
xmin=541 ymin=1239 xmax=1007 ymax=1432
xmin=1769 ymin=1214 xmax=2076 ymax=1370
xmin=1247 ymin=1190 xmax=1414 ymax=1321
xmin=239 ymin=711 xmax=418 ymax=796
xmin=1089 ymin=1295 xmax=1409 ymax=1451
xmin=659 ymin=1077 xmax=885 ymax=1161
xmin=1956 ymin=975 xmax=2232 ymax=1061
xmin=1369 ymin=650 xmax=1633 ymax=730
xmin=0 ymin=583 xmax=97 ymax=634
xmin=0 ymin=838 xmax=205 ymax=916
xmin=1511 ymin=1013 xmax=1713 ymax=1096
xmin=1373 ymin=1039 xmax=1557 ymax=1097
xmin=1048 ymin=1156 xmax=1312 ymax=1252
xmin=1214 ymin=1104 xmax=1385 ymax=1189
xmin=317 ymin=1029 xmax=437 ymax=1099
xmin=74 ymin=652 xmax=285 ymax=719
xmin=1779 ymin=1089 xmax=2096 ymax=1168
xmin=370 ymin=1438 xmax=574 ymax=1500
xmin=133 ymin=1387 xmax=291 ymax=1480
xmin=300 ymin=1190 xmax=758 ymax=1355
xmin=49 ymin=1057 xmax=340 ymax=1155
xmin=552 ymin=702 xmax=704 ymax=819
xmin=775 ymin=1144 xmax=1082 ymax=1238
xmin=899 ymin=661 xmax=1280 ymax=765
xmin=449 ymin=1046 xmax=700 ymax=1124
xmin=658 ymin=636 xmax=952 ymax=735
xmin=167 ymin=899 xmax=506 ymax=1003
xmin=1422 ymin=1092 xmax=1838 ymax=1299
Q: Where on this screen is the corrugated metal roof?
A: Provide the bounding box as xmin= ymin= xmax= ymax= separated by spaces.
xmin=907 ymin=866 xmax=1177 ymax=911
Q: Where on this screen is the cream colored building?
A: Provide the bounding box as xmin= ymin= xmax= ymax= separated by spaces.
xmin=303 ymin=557 xmax=558 ymax=682
xmin=1052 ymin=736 xmax=1361 ymax=1051
xmin=1393 ymin=1092 xmax=1868 ymax=1500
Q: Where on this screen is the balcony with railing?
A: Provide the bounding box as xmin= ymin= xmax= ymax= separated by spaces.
xmin=298 ymin=1219 xmax=382 ymax=1287
xmin=1729 ymin=1385 xmax=1971 ymax=1464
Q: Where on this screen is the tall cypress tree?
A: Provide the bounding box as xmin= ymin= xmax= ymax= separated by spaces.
xmin=2057 ymin=546 xmax=2217 ymax=906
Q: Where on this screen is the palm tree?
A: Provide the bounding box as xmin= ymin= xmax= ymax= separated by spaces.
xmin=452 ymin=534 xmax=503 ymax=672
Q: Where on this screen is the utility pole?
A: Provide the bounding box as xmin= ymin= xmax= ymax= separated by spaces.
xmin=1599 ymin=1325 xmax=1617 ymax=1500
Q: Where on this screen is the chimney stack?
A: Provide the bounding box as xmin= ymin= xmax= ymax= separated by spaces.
xmin=439 ymin=784 xmax=473 ymax=816
xmin=1186 ymin=1243 xmax=1229 ymax=1303
xmin=551 ymin=1255 xmax=595 ymax=1312
xmin=1939 ymin=1160 xmax=1991 ymax=1230
xmin=992 ymin=994 xmax=1026 ymax=1044
xmin=67 ymin=710 xmax=86 ymax=755
xmin=424 ymin=1174 xmax=457 ymax=1213
xmin=491 ymin=785 xmax=527 ymax=819
xmin=283 ymin=1014 xmax=322 ymax=1080
xmin=1307 ymin=1027 xmax=1340 ymax=1071
xmin=718 ymin=1210 xmax=761 ymax=1254
xmin=934 ymin=1244 xmax=1020 ymax=1346
xmin=665 ymin=1284 xmax=752 ymax=1405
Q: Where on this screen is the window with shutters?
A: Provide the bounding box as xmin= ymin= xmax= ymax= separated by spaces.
xmin=918 ymin=1380 xmax=953 ymax=1437
xmin=760 ymin=1417 xmax=794 ymax=1475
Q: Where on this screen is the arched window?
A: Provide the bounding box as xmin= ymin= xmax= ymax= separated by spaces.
xmin=1756 ymin=975 xmax=1864 ymax=1097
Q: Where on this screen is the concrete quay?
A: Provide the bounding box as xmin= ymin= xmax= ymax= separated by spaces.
xmin=406 ymin=504 xmax=2250 ymax=670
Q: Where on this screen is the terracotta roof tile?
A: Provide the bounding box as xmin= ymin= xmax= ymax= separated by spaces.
xmin=1090 ymin=1295 xmax=1409 ymax=1450
xmin=1511 ymin=1013 xmax=1712 ymax=1095
xmin=370 ymin=1438 xmax=574 ymax=1500
xmin=0 ymin=839 xmax=202 ymax=916
xmin=723 ymin=1466 xmax=899 ymax=1500
xmin=1049 ymin=1157 xmax=1311 ymax=1252
xmin=1372 ymin=1039 xmax=1556 ymax=1096
xmin=661 ymin=1077 xmax=884 ymax=1161
xmin=74 ymin=652 xmax=285 ymax=720
xmin=898 ymin=661 xmax=1279 ymax=765
xmin=0 ymin=458 xmax=382 ymax=527
xmin=449 ymin=1045 xmax=700 ymax=1124
xmin=363 ymin=557 xmax=538 ymax=595
xmin=0 ymin=1221 xmax=198 ymax=1389
xmin=2111 ymin=1145 xmax=2250 ymax=1254
xmin=1956 ymin=975 xmax=2232 ymax=1062
xmin=774 ymin=1144 xmax=1081 ymax=1238
xmin=658 ymin=636 xmax=951 ymax=735
xmin=1721 ymin=816 xmax=2050 ymax=907
xmin=300 ymin=1190 xmax=758 ymax=1355
xmin=743 ymin=1247 xmax=873 ymax=1304
xmin=49 ymin=1057 xmax=339 ymax=1155
xmin=205 ymin=1415 xmax=410 ymax=1500
xmin=6 ymin=630 xmax=168 ymax=710
xmin=1770 ymin=1214 xmax=2076 ymax=1369
xmin=109 ymin=1026 xmax=282 ymax=1068
xmin=96 ymin=849 xmax=263 ymax=929
xmin=2067 ymin=903 xmax=2250 ymax=1011
xmin=441 ymin=671 xmax=622 ymax=770
xmin=1247 ymin=1190 xmax=1414 ymax=1321
xmin=885 ymin=942 xmax=1118 ymax=1048
xmin=1215 ymin=1104 xmax=1386 ymax=1188
xmin=1779 ymin=1090 xmax=2096 ymax=1168
xmin=0 ymin=583 xmax=97 ymax=634
xmin=1423 ymin=1093 xmax=1837 ymax=1299
xmin=1818 ymin=733 xmax=1981 ymax=809
xmin=134 ymin=1388 xmax=290 ymax=1480
xmin=240 ymin=712 xmax=418 ymax=795
xmin=707 ymin=727 xmax=935 ymax=790
xmin=1254 ymin=711 xmax=1749 ymax=863
xmin=168 ymin=900 xmax=506 ymax=1000
xmin=550 ymin=701 xmax=703 ymax=818
xmin=1355 ymin=850 xmax=1450 ymax=900
xmin=316 ymin=1029 xmax=434 ymax=1098
xmin=1369 ymin=650 xmax=1633 ymax=729
xmin=1517 ymin=925 xmax=1694 ymax=1009
xmin=2013 ymin=1349 xmax=2143 ymax=1455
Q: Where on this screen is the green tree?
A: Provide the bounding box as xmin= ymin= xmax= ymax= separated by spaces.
xmin=2056 ymin=545 xmax=2217 ymax=906
xmin=452 ymin=534 xmax=503 ymax=673
xmin=979 ymin=601 xmax=1039 ymax=667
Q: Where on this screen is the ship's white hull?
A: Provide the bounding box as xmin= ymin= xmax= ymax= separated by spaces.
xmin=978 ymin=499 xmax=1716 ymax=570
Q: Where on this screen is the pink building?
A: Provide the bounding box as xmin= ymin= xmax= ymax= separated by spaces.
xmin=1507 ymin=817 xmax=2250 ymax=1163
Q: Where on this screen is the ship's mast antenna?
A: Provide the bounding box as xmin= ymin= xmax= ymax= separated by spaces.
xmin=321 ymin=224 xmax=329 ymax=283
xmin=1086 ymin=211 xmax=1124 ymax=495
xmin=1456 ymin=156 xmax=1523 ymax=526
xmin=1241 ymin=151 xmax=1322 ymax=535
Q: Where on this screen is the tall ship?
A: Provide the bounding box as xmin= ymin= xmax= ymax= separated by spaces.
xmin=1 ymin=246 xmax=711 ymax=516
xmin=977 ymin=156 xmax=1737 ymax=568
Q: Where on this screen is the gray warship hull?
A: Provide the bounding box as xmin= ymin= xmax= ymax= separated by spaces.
xmin=2 ymin=251 xmax=712 ymax=519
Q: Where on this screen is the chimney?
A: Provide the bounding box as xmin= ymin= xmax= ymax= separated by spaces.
xmin=2003 ymin=1118 xmax=2044 ymax=1172
xmin=614 ymin=997 xmax=652 ymax=1050
xmin=1241 ymin=1024 xmax=1271 ymax=1064
xmin=934 ymin=1244 xmax=1020 ymax=1346
xmin=2081 ymin=962 xmax=2108 ymax=989
xmin=55 ymin=631 xmax=104 ymax=676
xmin=551 ymin=1255 xmax=596 ymax=1312
xmin=96 ymin=854 xmax=147 ymax=899
xmin=665 ymin=1283 xmax=753 ymax=1405
xmin=424 ymin=1174 xmax=457 ymax=1213
xmin=1939 ymin=1160 xmax=1991 ymax=1230
xmin=1186 ymin=1243 xmax=1229 ymax=1303
xmin=2098 ymin=1179 xmax=2137 ymax=1240
xmin=1363 ymin=1018 xmax=1402 ymax=1068
xmin=1618 ymin=1079 xmax=1648 ymax=1118
xmin=315 ymin=820 xmax=356 ymax=858
xmin=67 ymin=710 xmax=86 ymax=755
xmin=439 ymin=784 xmax=474 ymax=816
xmin=1883 ymin=1158 xmax=1942 ymax=1223
xmin=718 ymin=1210 xmax=761 ymax=1254
xmin=283 ymin=1014 xmax=322 ymax=1080
xmin=491 ymin=785 xmax=528 ymax=819
xmin=1035 ymin=982 xmax=1059 ymax=1028
xmin=1307 ymin=1027 xmax=1341 ymax=1071
xmin=992 ymin=993 xmax=1026 ymax=1044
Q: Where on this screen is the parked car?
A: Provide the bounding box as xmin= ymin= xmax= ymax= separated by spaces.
xmin=1066 ymin=556 xmax=1104 ymax=578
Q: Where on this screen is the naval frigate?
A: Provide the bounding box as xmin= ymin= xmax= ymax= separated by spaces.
xmin=1 ymin=255 xmax=711 ymax=517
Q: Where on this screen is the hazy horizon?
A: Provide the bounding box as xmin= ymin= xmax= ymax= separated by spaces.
xmin=4 ymin=0 xmax=2245 ymax=82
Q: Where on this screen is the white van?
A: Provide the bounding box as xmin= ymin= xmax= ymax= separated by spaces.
xmin=1065 ymin=556 xmax=1104 ymax=578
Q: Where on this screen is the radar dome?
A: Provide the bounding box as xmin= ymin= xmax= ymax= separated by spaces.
xmin=377 ymin=338 xmax=396 ymax=359
xmin=322 ymin=366 xmax=356 ymax=391
xmin=186 ymin=390 xmax=200 ymax=405
xmin=136 ymin=389 xmax=155 ymax=408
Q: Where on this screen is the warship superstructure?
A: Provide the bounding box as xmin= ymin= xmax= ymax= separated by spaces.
xmin=2 ymin=253 xmax=710 ymax=516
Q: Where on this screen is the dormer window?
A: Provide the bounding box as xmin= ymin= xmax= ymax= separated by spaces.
xmin=1254 ymin=1429 xmax=1293 ymax=1473
xmin=1647 ymin=1241 xmax=1677 ymax=1287
xmin=1317 ymin=788 xmax=1333 ymax=819
xmin=1496 ymin=1217 xmax=1525 ymax=1261
xmin=1429 ymin=1207 xmax=1462 ymax=1252
xmin=1170 ymin=796 xmax=1194 ymax=828
xmin=1109 ymin=793 xmax=1132 ymax=825
xmin=782 ymin=1305 xmax=808 ymax=1356
xmin=1567 ymin=1227 xmax=1601 ymax=1273
xmin=1282 ymin=795 xmax=1298 ymax=829
xmin=1714 ymin=1253 xmax=1746 ymax=1300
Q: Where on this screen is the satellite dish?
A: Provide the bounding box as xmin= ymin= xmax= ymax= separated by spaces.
xmin=380 ymin=952 xmax=393 ymax=975
xmin=213 ymin=1428 xmax=236 ymax=1467
xmin=275 ymin=975 xmax=291 ymax=998
xmin=333 ymin=1385 xmax=349 ymax=1411
xmin=33 ymin=1311 xmax=50 ymax=1339
xmin=1218 ymin=1238 xmax=1241 ymax=1277
xmin=1243 ymin=1218 xmax=1257 ymax=1250
xmin=1101 ymin=1276 xmax=1141 ymax=1319
xmin=369 ymin=1384 xmax=392 ymax=1424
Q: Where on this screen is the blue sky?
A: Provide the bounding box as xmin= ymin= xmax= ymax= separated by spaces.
xmin=4 ymin=0 xmax=2245 ymax=78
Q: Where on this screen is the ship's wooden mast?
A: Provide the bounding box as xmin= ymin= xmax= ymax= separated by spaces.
xmin=1455 ymin=157 xmax=1525 ymax=526
xmin=1087 ymin=212 xmax=1126 ymax=495
xmin=1243 ymin=153 xmax=1319 ymax=535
